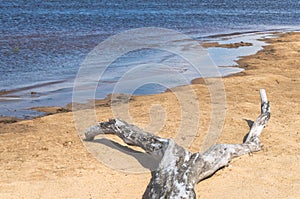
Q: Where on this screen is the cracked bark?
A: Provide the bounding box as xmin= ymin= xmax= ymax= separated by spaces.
xmin=85 ymin=89 xmax=270 ymax=199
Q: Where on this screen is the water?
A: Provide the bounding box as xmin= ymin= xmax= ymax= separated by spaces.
xmin=0 ymin=0 xmax=299 ymax=118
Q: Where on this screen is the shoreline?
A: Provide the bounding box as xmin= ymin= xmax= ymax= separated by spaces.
xmin=0 ymin=31 xmax=299 ymax=198
xmin=0 ymin=30 xmax=282 ymax=121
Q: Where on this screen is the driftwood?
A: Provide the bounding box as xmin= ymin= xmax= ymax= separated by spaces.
xmin=85 ymin=89 xmax=270 ymax=199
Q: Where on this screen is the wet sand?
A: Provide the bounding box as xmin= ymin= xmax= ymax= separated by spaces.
xmin=0 ymin=31 xmax=272 ymax=119
xmin=0 ymin=32 xmax=299 ymax=198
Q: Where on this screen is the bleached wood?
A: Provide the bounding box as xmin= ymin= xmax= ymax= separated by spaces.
xmin=85 ymin=89 xmax=270 ymax=199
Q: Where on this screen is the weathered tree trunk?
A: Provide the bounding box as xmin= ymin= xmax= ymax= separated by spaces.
xmin=85 ymin=89 xmax=270 ymax=199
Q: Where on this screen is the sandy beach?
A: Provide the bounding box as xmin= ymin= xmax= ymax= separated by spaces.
xmin=0 ymin=32 xmax=299 ymax=198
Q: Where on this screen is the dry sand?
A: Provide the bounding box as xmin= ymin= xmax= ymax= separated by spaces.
xmin=0 ymin=32 xmax=299 ymax=198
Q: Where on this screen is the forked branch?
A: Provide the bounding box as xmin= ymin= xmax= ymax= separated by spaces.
xmin=85 ymin=89 xmax=270 ymax=199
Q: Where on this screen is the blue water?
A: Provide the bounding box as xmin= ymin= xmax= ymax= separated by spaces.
xmin=0 ymin=0 xmax=299 ymax=118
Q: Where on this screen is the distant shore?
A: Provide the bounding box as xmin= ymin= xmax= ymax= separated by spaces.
xmin=0 ymin=32 xmax=299 ymax=198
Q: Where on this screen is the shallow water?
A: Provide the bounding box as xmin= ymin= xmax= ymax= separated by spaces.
xmin=0 ymin=0 xmax=299 ymax=118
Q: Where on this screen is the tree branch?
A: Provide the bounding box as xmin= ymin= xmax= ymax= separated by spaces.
xmin=85 ymin=89 xmax=270 ymax=199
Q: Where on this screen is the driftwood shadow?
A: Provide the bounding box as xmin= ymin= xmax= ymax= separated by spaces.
xmin=244 ymin=118 xmax=254 ymax=128
xmin=243 ymin=118 xmax=254 ymax=142
xmin=89 ymin=138 xmax=161 ymax=171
